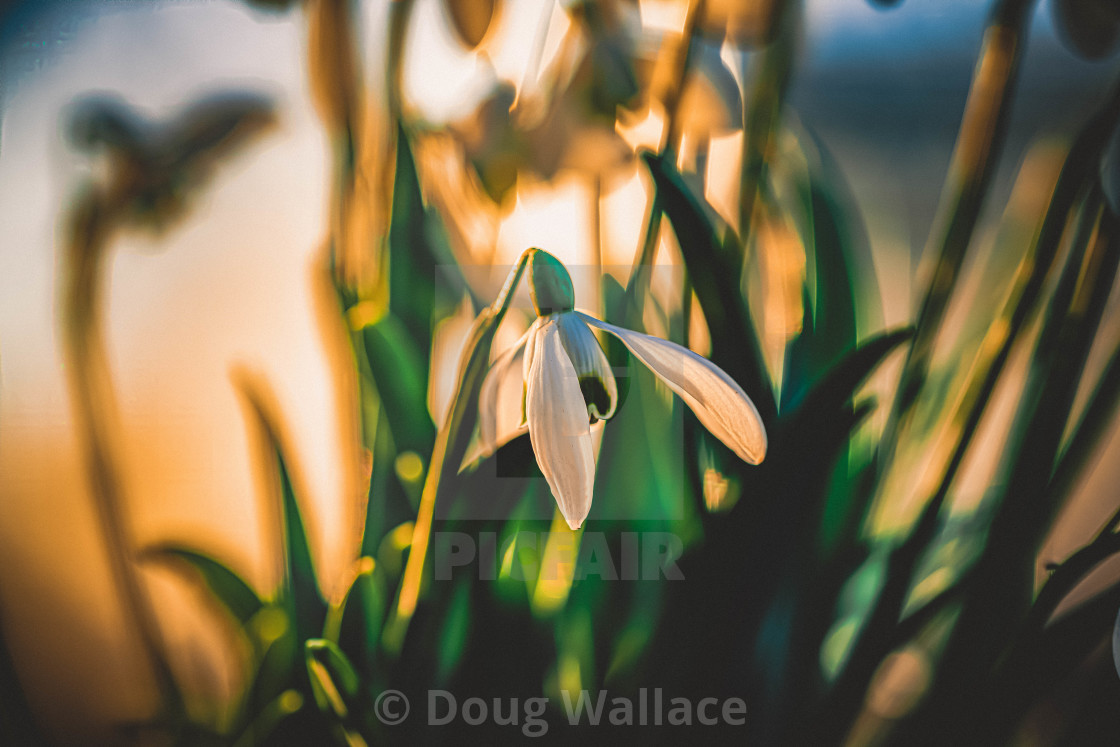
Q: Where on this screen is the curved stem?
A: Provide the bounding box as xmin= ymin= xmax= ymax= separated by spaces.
xmin=384 ymin=249 xmax=531 ymax=653
xmin=61 ymin=190 xmax=182 ymax=719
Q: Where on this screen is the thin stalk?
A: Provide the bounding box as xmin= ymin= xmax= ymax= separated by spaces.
xmin=625 ymin=0 xmax=706 ymax=306
xmin=307 ymin=0 xmax=365 ymax=298
xmin=590 ymin=173 xmax=604 ymax=317
xmin=737 ymin=0 xmax=799 ymax=245
xmin=61 ymin=189 xmax=182 ymax=718
xmin=658 ymin=0 xmax=707 ymax=161
xmin=384 ymin=249 xmax=531 ymax=653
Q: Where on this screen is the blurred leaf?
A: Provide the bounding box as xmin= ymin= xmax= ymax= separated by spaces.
xmin=780 ymin=130 xmax=868 ymax=407
xmin=352 ymin=568 xmax=387 ymax=668
xmin=880 ymin=81 xmax=1120 ymax=585
xmin=781 ymin=328 xmax=912 ymax=426
xmin=241 ymin=610 xmax=299 ymax=725
xmin=277 ymin=446 xmax=327 ymax=644
xmin=1048 ymin=340 xmax=1120 ymax=503
xmin=983 ymin=193 xmax=1119 ymax=584
xmin=820 ymin=548 xmax=889 ymax=681
xmin=876 ymin=1 xmax=1032 ymax=495
xmin=699 ymin=0 xmax=781 ymax=46
xmin=305 ymin=639 xmax=360 ymax=718
xmin=654 ymin=37 xmax=742 ymax=138
xmin=360 ymin=314 xmax=435 ymax=455
xmin=963 ymin=583 xmax=1120 ymax=745
xmin=436 ymin=581 xmax=472 ymax=684
xmin=1028 ymin=530 xmax=1120 ymax=630
xmin=362 ymin=392 xmax=414 ymax=553
xmin=1032 ymin=581 xmax=1120 ymax=679
xmin=641 ymin=149 xmax=775 ymax=426
xmin=814 ymin=83 xmax=1120 ymax=741
xmin=891 ymin=191 xmax=1120 ymax=745
xmin=323 ymin=557 xmax=376 ymax=644
xmin=737 ymin=0 xmax=799 ymax=238
xmin=389 ymin=128 xmax=472 ymax=360
xmin=141 ymin=545 xmax=264 ymax=626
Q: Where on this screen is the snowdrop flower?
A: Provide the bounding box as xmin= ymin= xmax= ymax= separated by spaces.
xmin=478 ymin=248 xmax=767 ymax=529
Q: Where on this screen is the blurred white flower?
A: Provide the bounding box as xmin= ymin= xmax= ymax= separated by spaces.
xmin=478 ymin=248 xmax=767 ymax=529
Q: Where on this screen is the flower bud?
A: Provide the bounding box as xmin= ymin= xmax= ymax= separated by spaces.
xmin=527 ymin=248 xmax=575 ymax=316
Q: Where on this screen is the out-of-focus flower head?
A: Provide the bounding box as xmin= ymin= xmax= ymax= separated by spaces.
xmin=447 ymin=77 xmax=521 ymax=204
xmin=444 ymin=0 xmax=502 ymax=49
xmin=409 ymin=0 xmax=643 ymax=209
xmin=638 ymin=30 xmax=742 ymax=141
xmin=696 ymin=0 xmax=781 ymax=46
xmin=68 ymin=92 xmax=276 ymax=232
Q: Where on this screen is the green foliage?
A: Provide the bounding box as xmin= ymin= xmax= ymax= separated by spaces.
xmin=141 ymin=546 xmax=265 ymax=626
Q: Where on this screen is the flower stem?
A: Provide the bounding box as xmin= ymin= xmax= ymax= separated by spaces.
xmin=737 ymin=0 xmax=798 ymax=246
xmin=61 ymin=188 xmax=183 ymax=722
xmin=384 ymin=249 xmax=532 ymax=653
xmin=625 ymin=0 xmax=707 ymax=308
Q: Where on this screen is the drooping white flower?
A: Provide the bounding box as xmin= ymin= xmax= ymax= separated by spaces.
xmin=478 ymin=248 xmax=767 ymax=529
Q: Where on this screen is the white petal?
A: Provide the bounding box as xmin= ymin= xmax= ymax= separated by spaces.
xmin=522 ymin=316 xmax=545 ymax=385
xmin=556 ymin=312 xmax=618 ymax=420
xmin=526 ymin=319 xmax=596 ymax=530
xmin=578 ymin=312 xmax=767 ymax=464
xmin=477 ymin=327 xmax=532 ymax=457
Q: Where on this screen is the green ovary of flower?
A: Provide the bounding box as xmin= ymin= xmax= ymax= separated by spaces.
xmin=527 ymin=248 xmax=575 ymax=316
